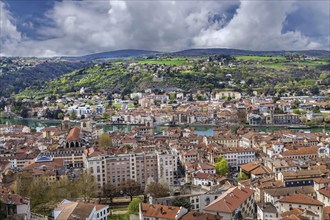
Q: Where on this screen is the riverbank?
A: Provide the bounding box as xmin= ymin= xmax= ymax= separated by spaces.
xmin=1 ymin=117 xmax=329 ymax=135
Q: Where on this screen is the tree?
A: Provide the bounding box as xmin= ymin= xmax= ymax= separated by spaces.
xmin=274 ymin=107 xmax=284 ymax=114
xmin=102 ymin=183 xmax=120 ymax=203
xmin=102 ymin=112 xmax=109 ymax=120
xmin=122 ymin=179 xmax=142 ymax=201
xmin=28 ymin=178 xmax=49 ymax=208
xmin=98 ymin=133 xmax=112 ymax=147
xmin=312 ymin=106 xmax=320 ymax=113
xmin=20 ymin=106 xmax=29 ymax=118
xmin=76 ymin=170 xmax=97 ymax=202
xmin=172 ymin=197 xmax=191 ymax=210
xmin=128 ymin=197 xmax=142 ymax=214
xmin=215 ymin=157 xmax=229 ymax=176
xmin=237 ymin=172 xmax=249 ymax=181
xmin=145 ymin=182 xmax=169 ymax=198
xmin=69 ymin=111 xmax=77 ymax=120
xmin=291 ymin=100 xmax=300 ymax=109
xmin=310 ymin=85 xmax=320 ymax=95
xmin=188 ymin=93 xmax=194 ymax=101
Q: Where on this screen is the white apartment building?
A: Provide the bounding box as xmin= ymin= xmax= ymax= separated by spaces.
xmin=86 ymin=151 xmax=178 ymax=192
xmin=217 ymin=147 xmax=256 ymax=170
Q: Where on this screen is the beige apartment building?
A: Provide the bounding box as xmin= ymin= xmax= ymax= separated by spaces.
xmin=86 ymin=151 xmax=177 ymax=191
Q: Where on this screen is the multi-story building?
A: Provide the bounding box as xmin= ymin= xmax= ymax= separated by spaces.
xmin=53 ymin=199 xmax=109 ymax=220
xmin=273 ymin=114 xmax=300 ymax=124
xmin=86 ymin=151 xmax=177 ymax=191
xmin=278 ymin=194 xmax=324 ymax=219
xmin=317 ymin=187 xmax=330 ymax=207
xmin=277 ymin=169 xmax=326 ymax=187
xmin=67 ymin=105 xmax=93 ymax=118
xmin=204 ymin=135 xmax=240 ymax=148
xmin=211 ymin=147 xmax=256 ymax=170
xmin=203 ymin=186 xmax=255 ymax=219
xmin=263 ymin=186 xmax=316 ymax=210
xmin=40 ymin=148 xmax=88 ymax=168
xmin=0 ymin=189 xmax=31 ymax=220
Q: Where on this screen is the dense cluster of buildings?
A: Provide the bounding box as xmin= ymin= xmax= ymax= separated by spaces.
xmin=0 ymin=90 xmax=330 ymax=220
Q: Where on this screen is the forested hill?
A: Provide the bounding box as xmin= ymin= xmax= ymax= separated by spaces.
xmin=0 ymin=58 xmax=92 ymax=97
xmin=16 ymin=55 xmax=329 ymax=99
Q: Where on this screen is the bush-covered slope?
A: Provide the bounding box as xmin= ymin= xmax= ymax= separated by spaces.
xmin=0 ymin=60 xmax=91 ymax=97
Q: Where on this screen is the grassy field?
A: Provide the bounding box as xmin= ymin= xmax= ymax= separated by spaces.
xmin=108 ymin=213 xmax=129 ymax=220
xmin=127 ymin=103 xmax=135 ymax=108
xmin=138 ymin=58 xmax=190 ymax=65
xmin=112 ymin=103 xmax=122 ymax=110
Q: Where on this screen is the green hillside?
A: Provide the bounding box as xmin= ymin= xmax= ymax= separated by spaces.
xmin=15 ymin=56 xmax=330 ymax=99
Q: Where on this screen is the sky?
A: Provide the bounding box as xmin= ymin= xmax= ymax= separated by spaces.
xmin=0 ymin=0 xmax=329 ymax=57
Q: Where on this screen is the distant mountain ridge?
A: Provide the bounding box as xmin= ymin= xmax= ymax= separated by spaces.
xmin=169 ymin=48 xmax=330 ymax=57
xmin=65 ymin=49 xmax=159 ymax=61
xmin=64 ymin=48 xmax=330 ymax=61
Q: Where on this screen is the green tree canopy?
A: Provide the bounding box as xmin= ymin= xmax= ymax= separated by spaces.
xmin=237 ymin=172 xmax=249 ymax=181
xmin=172 ymin=197 xmax=191 ymax=210
xmin=128 ymin=197 xmax=143 ymax=215
xmin=215 ymin=156 xmax=229 ymax=176
xmin=98 ymin=133 xmax=112 ymax=147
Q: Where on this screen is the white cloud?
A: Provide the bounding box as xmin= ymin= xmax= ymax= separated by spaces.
xmin=0 ymin=0 xmax=329 ymax=56
xmin=0 ymin=1 xmax=22 ymax=56
xmin=193 ymin=0 xmax=326 ymax=50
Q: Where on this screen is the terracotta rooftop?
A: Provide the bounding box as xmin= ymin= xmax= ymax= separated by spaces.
xmin=184 ymin=148 xmax=199 ymax=156
xmin=0 ymin=192 xmax=29 ymax=205
xmin=204 ymin=187 xmax=254 ymax=213
xmin=279 ymin=193 xmax=324 ymax=206
xmin=140 ymin=203 xmax=182 ymax=219
xmin=199 ymin=163 xmax=215 ymax=170
xmin=319 ymin=187 xmax=330 ymax=198
xmin=66 ymin=127 xmax=81 ymax=142
xmin=282 ymin=146 xmax=318 ymax=156
xmin=240 ymin=162 xmax=260 ymax=172
xmin=55 ymin=200 xmax=108 ymax=220
xmin=280 ymin=208 xmax=309 ymax=220
xmin=324 ymin=206 xmax=330 ymax=220
xmin=314 ymin=178 xmax=330 ymax=184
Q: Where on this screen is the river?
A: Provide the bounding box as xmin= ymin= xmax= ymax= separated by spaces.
xmin=0 ymin=118 xmax=329 ymax=136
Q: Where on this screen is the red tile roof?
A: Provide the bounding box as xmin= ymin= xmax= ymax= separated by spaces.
xmin=319 ymin=187 xmax=330 ymax=198
xmin=279 ymin=194 xmax=324 ymax=206
xmin=66 ymin=127 xmax=81 ymax=141
xmin=204 ymin=187 xmax=254 ymax=213
xmin=140 ymin=203 xmax=182 ymax=219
